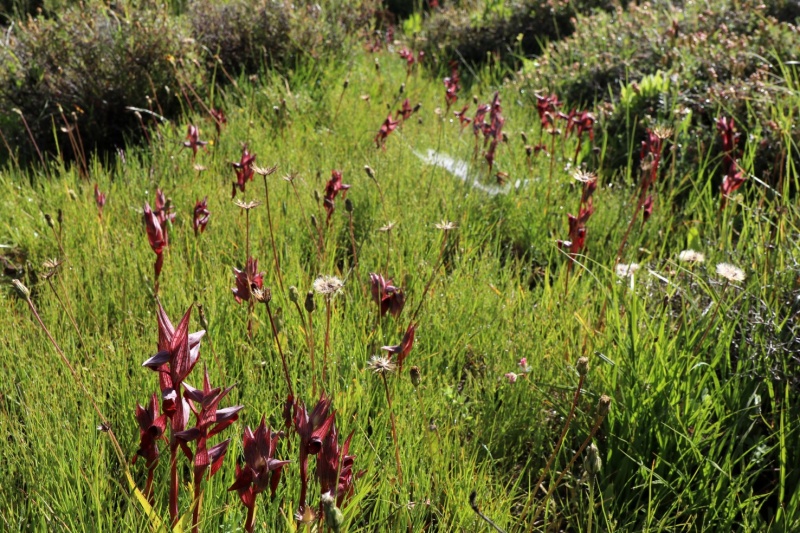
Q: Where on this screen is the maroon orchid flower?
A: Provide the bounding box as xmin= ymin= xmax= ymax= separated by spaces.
xmin=232 ymin=256 xmax=265 ymax=304
xmin=232 ymin=145 xmax=257 ymax=199
xmin=143 ymin=202 xmax=166 ymax=279
xmin=153 ymin=189 xmax=176 ymax=246
xmin=375 ymin=113 xmax=399 ymax=149
xmin=397 ymin=98 xmax=414 ymax=122
xmin=472 ymin=104 xmax=490 ymax=139
xmin=454 ymin=105 xmax=471 ymax=129
xmin=193 ymin=197 xmax=210 ymax=236
xmin=141 ymin=302 xmax=205 ymax=524
xmin=557 ymin=204 xmax=594 ymax=257
xmin=642 ymin=195 xmax=653 ymax=223
xmin=324 ymin=170 xmax=351 ymax=221
xmin=316 ymin=424 xmax=363 ymax=509
xmin=94 ymin=183 xmax=106 ymax=219
xmin=535 ymin=93 xmax=562 ymax=129
xmin=443 ymin=62 xmax=460 ymax=109
xmin=381 ymin=322 xmax=417 ymax=370
xmin=294 ymin=396 xmax=336 ymax=517
xmin=716 ymin=117 xmax=745 ymax=209
xmin=175 ymin=367 xmax=242 ymax=532
xmin=369 ymin=273 xmax=405 ymax=318
xmin=210 ymin=108 xmax=227 ymax=136
xmin=133 ymin=392 xmax=168 ymax=503
xmin=229 ymin=417 xmax=290 ymax=532
xmin=183 ymin=125 xmax=208 ymax=157
xmin=398 ymin=48 xmax=423 ymax=75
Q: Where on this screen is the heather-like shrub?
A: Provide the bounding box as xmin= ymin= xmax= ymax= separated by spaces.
xmin=0 ymin=2 xmax=203 ymax=160
xmin=420 ymin=0 xmax=614 ymax=73
xmin=191 ymin=0 xmax=377 ymax=77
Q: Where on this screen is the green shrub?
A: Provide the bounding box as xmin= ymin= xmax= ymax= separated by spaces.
xmin=0 ymin=2 xmax=203 ymax=162
xmin=520 ymin=0 xmax=800 ymax=184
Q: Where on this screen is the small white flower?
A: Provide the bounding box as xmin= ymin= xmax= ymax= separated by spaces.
xmin=716 ymin=263 xmax=746 ymax=282
xmin=313 ymin=275 xmax=344 ymax=298
xmin=615 ymin=263 xmax=640 ymax=279
xmin=678 ymin=249 xmax=705 ymax=264
xmin=434 ymin=220 xmax=457 ymax=231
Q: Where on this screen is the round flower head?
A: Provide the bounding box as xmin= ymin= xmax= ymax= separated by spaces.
xmin=434 ymin=220 xmax=457 ymax=232
xmin=368 ymin=355 xmax=396 ymax=375
xmin=716 ymin=263 xmax=745 ymax=282
xmin=678 ymin=250 xmax=705 ymax=264
xmin=313 ymin=275 xmax=344 ymax=298
xmin=615 ymin=263 xmax=640 ymax=279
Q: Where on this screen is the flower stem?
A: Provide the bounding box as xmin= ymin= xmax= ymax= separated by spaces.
xmin=322 ymin=299 xmax=332 ymax=391
xmin=266 ymin=301 xmax=294 ymax=398
xmin=308 ymin=311 xmax=317 ymax=397
xmin=381 ymin=372 xmax=403 ymax=485
xmin=411 ymin=232 xmax=448 ymax=322
xmin=264 ymin=176 xmax=285 ymax=293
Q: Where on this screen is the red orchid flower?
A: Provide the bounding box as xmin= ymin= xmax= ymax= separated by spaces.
xmin=154 ymin=188 xmax=175 ymax=244
xmin=232 ymin=145 xmax=257 ymax=199
xmin=472 ymin=104 xmax=490 ymax=139
xmin=183 ymin=125 xmax=208 ymax=157
xmin=397 ymin=98 xmax=414 ymax=122
xmin=557 ymin=204 xmax=594 ymax=256
xmin=193 ymin=197 xmax=210 ymax=236
xmin=324 ymin=170 xmax=351 ymax=221
xmin=210 ymin=108 xmax=227 ymax=136
xmin=175 ymin=367 xmax=242 ymax=531
xmin=294 ymin=396 xmax=336 ymax=516
xmin=133 ymin=391 xmax=168 ymax=503
xmin=716 ymin=117 xmax=745 ymax=209
xmin=381 ymin=322 xmax=417 ymax=370
xmin=375 ymin=113 xmax=399 ymax=149
xmin=369 ymin=273 xmax=406 ymax=318
xmin=642 ymin=195 xmax=653 ymax=223
xmin=535 ymin=93 xmax=562 ymax=128
xmin=229 ymin=417 xmax=290 ymax=532
xmin=398 ymin=48 xmax=423 ymax=74
xmin=443 ymin=62 xmax=460 ymax=108
xmin=143 ymin=202 xmax=166 ymax=278
xmin=232 ymin=256 xmax=265 ymax=304
xmin=94 ymin=183 xmax=106 ymax=219
xmin=454 ymin=105 xmax=471 ymax=128
xmin=316 ymin=424 xmax=364 ymax=508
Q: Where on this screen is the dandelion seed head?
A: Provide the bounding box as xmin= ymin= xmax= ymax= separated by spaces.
xmin=313 ymin=275 xmax=344 ymax=297
xmin=378 ymin=221 xmax=396 ymax=232
xmin=234 ymin=199 xmax=261 ymax=210
xmin=434 ymin=220 xmax=456 ymax=231
xmin=678 ymin=249 xmax=705 ymax=264
xmin=615 ymin=263 xmax=640 ymax=279
xmin=572 ymin=169 xmax=596 ymax=184
xmin=716 ymin=262 xmax=745 ymax=282
xmin=253 ymin=164 xmax=277 ymax=176
xmin=368 ymin=355 xmax=396 ymax=374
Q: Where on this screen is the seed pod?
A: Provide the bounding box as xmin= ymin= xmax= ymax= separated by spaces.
xmin=305 ymin=290 xmax=316 ymax=313
xmin=597 ymin=394 xmax=612 ymax=417
xmin=576 ymin=356 xmax=589 ymax=377
xmin=289 ymin=286 xmax=300 ymax=304
xmin=44 ymin=213 xmax=54 ymax=228
xmin=12 ymin=279 xmax=30 ymax=299
xmin=410 ymin=366 xmax=421 ymax=387
xmin=345 ymin=198 xmax=354 ymax=213
xmin=364 ymin=165 xmax=375 ymax=179
xmin=584 ymin=442 xmax=602 ymax=477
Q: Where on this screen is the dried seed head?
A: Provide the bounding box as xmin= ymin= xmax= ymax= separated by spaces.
xmin=253 ymin=164 xmax=278 ymax=176
xmin=343 ymin=79 xmax=349 ymax=90
xmin=678 ymin=249 xmax=705 ymax=264
xmin=434 ymin=220 xmax=457 ymax=231
xmin=304 ymin=290 xmax=316 ymax=313
xmin=410 ymin=366 xmax=421 ymax=387
xmin=520 ymin=131 xmax=528 ymax=144
xmin=653 ymin=126 xmax=674 ymax=140
xmin=310 ymin=215 xmax=318 ymax=229
xmin=378 ymin=221 xmax=396 ymax=232
xmin=12 ymin=279 xmax=30 ymax=299
xmin=252 ymin=287 xmax=272 ymax=304
xmin=615 ymin=263 xmax=640 ymax=279
xmin=289 ymin=286 xmax=300 ymax=304
xmin=364 ymin=165 xmax=376 ymax=179
xmin=234 ymin=199 xmax=261 ymax=211
xmin=716 ymin=262 xmax=745 ymax=282
xmin=399 ymin=83 xmax=405 ymax=94
xmin=576 ymin=357 xmax=589 ymax=377
xmin=314 ymin=190 xmax=321 ymax=204
xmin=321 ymin=492 xmax=344 ymax=532
xmin=44 ymin=213 xmax=54 ymax=228
xmin=368 ymin=355 xmax=396 ymax=374
xmin=42 ymin=258 xmax=63 ymax=280
xmin=197 ymin=303 xmax=210 ymax=331
xmin=597 ymin=394 xmax=612 ymax=417
xmin=584 ymin=443 xmax=602 ymax=477
xmin=345 ymin=198 xmax=354 ymax=213
xmin=313 ymin=275 xmax=344 ymax=298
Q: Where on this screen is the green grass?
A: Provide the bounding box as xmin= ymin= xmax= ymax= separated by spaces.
xmin=3 ymin=14 xmax=800 ymax=531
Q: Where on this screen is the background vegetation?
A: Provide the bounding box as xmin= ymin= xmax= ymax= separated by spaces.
xmin=2 ymin=0 xmax=800 ymax=531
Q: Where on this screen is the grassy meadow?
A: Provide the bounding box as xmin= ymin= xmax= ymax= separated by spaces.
xmin=2 ymin=1 xmax=800 ymax=531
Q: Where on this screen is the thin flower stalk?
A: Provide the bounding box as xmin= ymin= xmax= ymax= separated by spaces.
xmin=411 ymin=222 xmax=455 ymax=322
xmin=381 ymin=372 xmax=402 ymax=485
xmin=258 ymin=166 xmax=285 ymax=293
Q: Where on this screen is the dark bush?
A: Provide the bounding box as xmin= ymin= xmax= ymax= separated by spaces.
xmin=420 ymin=0 xmax=614 ymax=73
xmin=190 ymin=0 xmax=378 ymax=77
xmin=0 ymin=3 xmax=203 ymax=162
